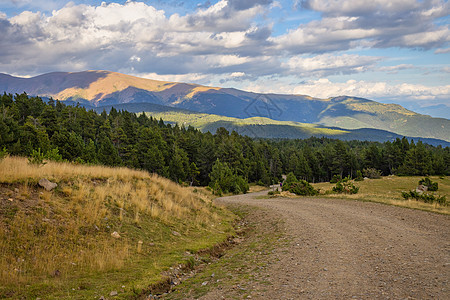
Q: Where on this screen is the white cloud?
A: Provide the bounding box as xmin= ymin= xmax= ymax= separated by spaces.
xmin=378 ymin=64 xmax=415 ymax=74
xmin=435 ymin=47 xmax=450 ymax=54
xmin=239 ymin=78 xmax=450 ymax=105
xmin=303 ymin=0 xmax=421 ymax=16
xmin=231 ymin=72 xmax=246 ymax=77
xmin=0 ymin=0 xmax=448 ymax=112
xmin=278 ymin=0 xmax=450 ymax=52
xmin=284 ymin=54 xmax=380 ymax=76
xmin=292 ymin=79 xmax=449 ymax=102
xmin=137 ymin=72 xmax=209 ymax=84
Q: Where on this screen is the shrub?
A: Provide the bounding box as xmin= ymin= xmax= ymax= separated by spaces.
xmin=209 ymin=159 xmax=249 ymax=195
xmin=44 ymin=148 xmax=63 ymax=162
xmin=418 ymin=177 xmax=438 ymax=191
xmin=330 ymin=174 xmax=342 ymax=183
xmin=332 ymin=176 xmax=359 ymax=194
xmin=401 ymin=190 xmax=447 ymax=206
xmin=288 ymin=180 xmax=319 ymax=196
xmin=355 ymin=170 xmax=364 ymax=181
xmin=282 ymin=172 xmax=298 ymax=191
xmin=363 ymin=168 xmax=382 ymax=179
xmin=28 ymin=148 xmax=47 ymax=166
xmin=0 ymin=147 xmax=8 ymax=160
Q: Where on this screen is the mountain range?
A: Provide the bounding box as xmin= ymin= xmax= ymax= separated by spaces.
xmin=0 ymin=70 xmax=448 ymax=144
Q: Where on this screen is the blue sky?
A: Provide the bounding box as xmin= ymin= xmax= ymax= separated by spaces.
xmin=0 ymin=0 xmax=449 ymax=117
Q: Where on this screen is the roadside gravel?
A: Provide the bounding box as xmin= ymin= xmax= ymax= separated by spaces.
xmin=200 ymin=191 xmax=450 ymax=299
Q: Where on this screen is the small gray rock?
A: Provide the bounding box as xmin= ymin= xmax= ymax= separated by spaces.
xmin=172 ymin=231 xmax=181 ymax=236
xmin=417 ymin=184 xmax=428 ymax=192
xmin=110 ymin=290 xmax=118 ymax=296
xmin=38 ymin=178 xmax=57 ymax=191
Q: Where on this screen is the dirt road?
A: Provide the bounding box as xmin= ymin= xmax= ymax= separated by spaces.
xmin=202 ymin=191 xmax=449 ymax=299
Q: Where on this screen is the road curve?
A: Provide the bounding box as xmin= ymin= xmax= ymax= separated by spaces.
xmin=213 ymin=191 xmax=450 ymax=299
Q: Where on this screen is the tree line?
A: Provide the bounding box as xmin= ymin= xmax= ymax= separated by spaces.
xmin=1 ymin=93 xmax=448 ymax=189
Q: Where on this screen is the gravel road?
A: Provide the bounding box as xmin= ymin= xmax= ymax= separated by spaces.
xmin=206 ymin=191 xmax=450 ymax=299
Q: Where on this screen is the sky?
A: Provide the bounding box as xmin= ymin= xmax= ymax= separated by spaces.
xmin=0 ymin=0 xmax=449 ymax=117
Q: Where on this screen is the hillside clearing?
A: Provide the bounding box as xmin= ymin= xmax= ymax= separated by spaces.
xmin=0 ymin=156 xmax=235 ymax=299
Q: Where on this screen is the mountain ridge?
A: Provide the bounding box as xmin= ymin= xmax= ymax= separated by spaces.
xmin=1 ymin=70 xmax=448 ymax=142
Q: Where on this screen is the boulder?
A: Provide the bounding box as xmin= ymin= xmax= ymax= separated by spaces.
xmin=417 ymin=184 xmax=428 ymax=192
xmin=111 ymin=231 xmax=121 ymax=239
xmin=38 ymin=178 xmax=57 ymax=191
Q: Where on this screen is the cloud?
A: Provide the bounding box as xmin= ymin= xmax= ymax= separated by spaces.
xmin=284 ymin=54 xmax=381 ymax=77
xmin=0 ymin=0 xmax=448 ymax=112
xmin=0 ymin=1 xmax=281 ymax=75
xmin=378 ymin=64 xmax=415 ymax=74
xmin=245 ymin=77 xmax=450 ymax=103
xmin=276 ymin=0 xmax=450 ymax=52
xmin=435 ymin=47 xmax=450 ymax=54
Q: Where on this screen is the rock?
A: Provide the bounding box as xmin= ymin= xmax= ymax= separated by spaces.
xmin=172 ymin=231 xmax=181 ymax=236
xmin=202 ymin=281 xmax=208 ymax=286
xmin=417 ymin=184 xmax=428 ymax=192
xmin=110 ymin=290 xmax=118 ymax=296
xmin=38 ymin=178 xmax=57 ymax=191
xmin=111 ymin=231 xmax=121 ymax=239
xmin=14 ymin=188 xmax=19 ymax=193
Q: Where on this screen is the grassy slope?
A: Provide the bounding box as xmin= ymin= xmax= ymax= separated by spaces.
xmin=312 ymin=176 xmax=450 ymax=215
xmin=142 ymin=111 xmax=450 ymax=146
xmin=0 ymin=157 xmax=235 ymax=299
xmin=318 ymin=98 xmax=450 ymax=142
xmin=146 ymin=111 xmax=349 ymax=136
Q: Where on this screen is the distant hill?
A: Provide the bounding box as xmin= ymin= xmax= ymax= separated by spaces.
xmin=137 ymin=110 xmax=450 ymax=147
xmin=1 ymin=70 xmax=448 ymax=142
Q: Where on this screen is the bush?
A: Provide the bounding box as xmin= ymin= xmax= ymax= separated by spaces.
xmin=288 ymin=180 xmax=319 ymax=196
xmin=402 ymin=190 xmax=447 ymax=206
xmin=363 ymin=168 xmax=382 ymax=179
xmin=28 ymin=148 xmax=47 ymax=166
xmin=44 ymin=148 xmax=63 ymax=162
xmin=0 ymin=147 xmax=8 ymax=160
xmin=282 ymin=172 xmax=298 ymax=191
xmin=209 ymin=159 xmax=249 ymax=195
xmin=330 ymin=174 xmax=342 ymax=183
xmin=355 ymin=170 xmax=364 ymax=181
xmin=332 ymin=177 xmax=359 ymax=194
xmin=418 ymin=177 xmax=438 ymax=191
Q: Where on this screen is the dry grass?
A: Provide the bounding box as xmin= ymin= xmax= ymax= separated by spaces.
xmin=0 ymin=156 xmax=234 ymax=298
xmin=312 ymin=175 xmax=450 ymax=214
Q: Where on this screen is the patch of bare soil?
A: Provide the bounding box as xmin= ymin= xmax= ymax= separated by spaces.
xmin=180 ymin=191 xmax=450 ymax=299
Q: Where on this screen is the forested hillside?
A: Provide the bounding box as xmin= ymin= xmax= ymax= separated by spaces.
xmin=1 ymin=93 xmax=449 ymax=188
